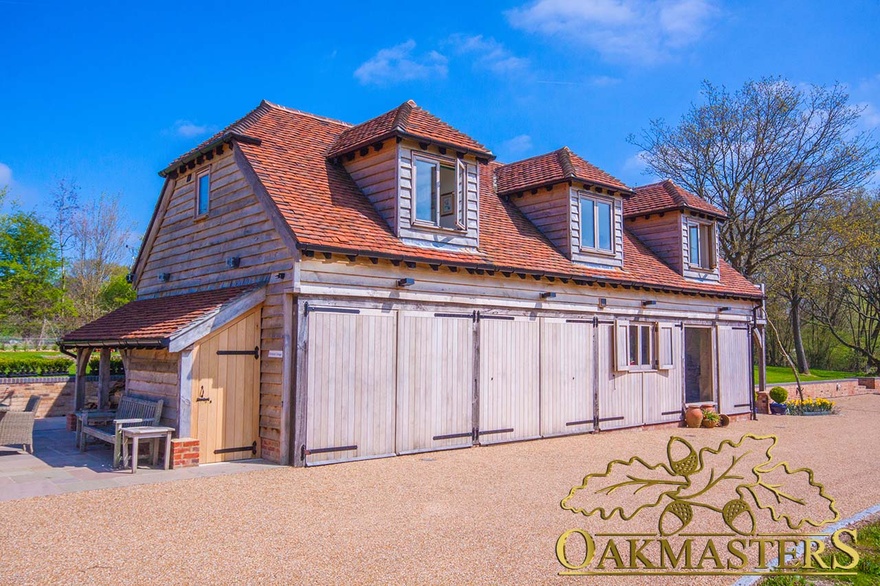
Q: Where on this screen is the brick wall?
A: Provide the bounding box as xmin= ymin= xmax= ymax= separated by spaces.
xmin=0 ymin=376 xmax=125 ymax=418
xmin=757 ymin=379 xmax=875 ymax=401
xmin=171 ymin=438 xmax=200 ymax=468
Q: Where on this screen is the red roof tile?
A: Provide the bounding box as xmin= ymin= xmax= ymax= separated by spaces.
xmin=327 ymin=100 xmax=492 ymax=158
xmin=626 ymin=180 xmax=727 ymax=219
xmin=495 ymin=147 xmax=632 ymax=195
xmin=161 ymin=101 xmax=760 ymax=300
xmin=62 ymin=286 xmax=257 ymax=345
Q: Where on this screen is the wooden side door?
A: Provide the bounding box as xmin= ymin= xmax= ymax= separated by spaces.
xmin=540 ymin=318 xmax=594 ymax=436
xmin=717 ymin=325 xmax=752 ymax=415
xmin=191 ymin=309 xmax=261 ymax=463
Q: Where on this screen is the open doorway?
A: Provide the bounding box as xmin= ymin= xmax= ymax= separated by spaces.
xmin=685 ymin=327 xmax=714 ymax=404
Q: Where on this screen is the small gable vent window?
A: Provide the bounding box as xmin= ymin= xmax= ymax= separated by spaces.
xmin=196 ymin=171 xmax=211 ymax=217
xmin=579 ymin=195 xmax=613 ymax=252
xmin=413 ymin=156 xmax=466 ymax=230
xmin=688 ymin=221 xmax=716 ymax=270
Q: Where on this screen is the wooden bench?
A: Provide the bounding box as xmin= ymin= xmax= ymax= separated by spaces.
xmin=79 ymin=396 xmax=164 ymax=468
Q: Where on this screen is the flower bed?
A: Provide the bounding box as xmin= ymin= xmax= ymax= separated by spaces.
xmin=785 ymin=397 xmax=835 ymax=415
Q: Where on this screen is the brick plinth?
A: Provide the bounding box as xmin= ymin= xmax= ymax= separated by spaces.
xmin=171 ymin=438 xmax=200 ymax=468
xmin=66 ymin=413 xmax=78 ymax=432
xmin=260 ymin=438 xmax=279 ymax=463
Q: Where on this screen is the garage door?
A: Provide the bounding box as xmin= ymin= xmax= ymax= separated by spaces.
xmin=717 ymin=325 xmax=752 ymax=415
xmin=305 ymin=308 xmax=396 ymax=464
xmin=597 ymin=322 xmax=641 ymax=429
xmin=396 ymin=312 xmax=474 ymax=454
xmin=479 ymin=315 xmax=540 ymax=444
xmin=540 ymin=318 xmax=594 ymax=436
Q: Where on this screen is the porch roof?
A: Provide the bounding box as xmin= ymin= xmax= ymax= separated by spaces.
xmin=60 ymin=286 xmax=259 ymax=349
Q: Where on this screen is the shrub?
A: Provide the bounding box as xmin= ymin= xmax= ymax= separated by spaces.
xmin=702 ymin=410 xmax=720 ymax=423
xmin=769 ymin=386 xmax=789 ymax=404
xmin=0 ymin=356 xmax=74 ymax=377
xmin=87 ymin=355 xmax=125 ymax=375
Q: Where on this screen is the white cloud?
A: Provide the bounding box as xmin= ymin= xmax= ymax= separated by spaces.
xmin=859 ymin=102 xmax=880 ymax=129
xmin=621 ymin=150 xmax=658 ymax=183
xmin=448 ymin=34 xmax=529 ymax=75
xmin=354 ymin=40 xmax=448 ymax=85
xmin=507 ymin=0 xmax=720 ymax=65
xmin=590 ymin=75 xmax=622 ymax=87
xmin=0 ymin=163 xmax=12 ymax=188
xmin=166 ymin=120 xmax=216 ymax=138
xmin=499 ymin=134 xmax=534 ymax=157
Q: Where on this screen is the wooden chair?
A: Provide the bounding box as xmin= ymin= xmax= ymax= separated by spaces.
xmin=0 ymin=395 xmax=41 ymax=453
xmin=79 ymin=396 xmax=164 ymax=467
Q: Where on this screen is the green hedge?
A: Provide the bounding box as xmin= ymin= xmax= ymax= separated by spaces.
xmin=87 ymin=355 xmax=125 ymax=375
xmin=0 ymin=356 xmax=74 ymax=377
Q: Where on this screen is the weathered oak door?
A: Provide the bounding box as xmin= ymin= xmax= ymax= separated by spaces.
xmin=396 ymin=311 xmax=473 ymax=454
xmin=479 ymin=315 xmax=540 ymax=444
xmin=540 ymin=318 xmax=594 ymax=436
xmin=717 ymin=325 xmax=752 ymax=415
xmin=191 ymin=309 xmax=261 ymax=463
xmin=305 ymin=308 xmax=397 ymax=464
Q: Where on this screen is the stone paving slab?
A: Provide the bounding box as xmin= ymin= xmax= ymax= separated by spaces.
xmin=0 ymin=418 xmax=278 ymax=502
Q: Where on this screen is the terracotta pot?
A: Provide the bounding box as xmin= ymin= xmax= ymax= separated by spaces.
xmin=700 ymin=403 xmax=716 ymax=414
xmin=685 ymin=406 xmax=704 ymax=428
xmin=702 ymin=418 xmax=718 ymax=429
xmin=719 ymin=414 xmax=730 ymax=427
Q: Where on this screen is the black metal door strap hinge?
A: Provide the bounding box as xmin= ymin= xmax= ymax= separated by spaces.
xmin=216 ymin=346 xmax=260 ymax=359
xmin=214 ymin=441 xmax=257 ymax=455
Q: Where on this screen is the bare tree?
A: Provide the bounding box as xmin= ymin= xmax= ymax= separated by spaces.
xmin=67 ymin=193 xmax=134 ymax=325
xmin=631 ymin=77 xmax=879 ymax=373
xmin=807 ymin=191 xmax=880 ymax=374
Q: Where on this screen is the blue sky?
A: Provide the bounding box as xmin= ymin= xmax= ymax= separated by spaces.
xmin=1 ymin=0 xmax=878 ymax=238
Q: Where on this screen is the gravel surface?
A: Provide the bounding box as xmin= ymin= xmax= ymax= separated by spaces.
xmin=1 ymin=394 xmax=879 ymax=585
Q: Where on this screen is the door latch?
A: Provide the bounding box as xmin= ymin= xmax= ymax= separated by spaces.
xmin=196 ymin=386 xmax=212 ymax=403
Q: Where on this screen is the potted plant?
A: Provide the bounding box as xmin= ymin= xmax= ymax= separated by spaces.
xmin=769 ymin=386 xmax=788 ymax=415
xmin=702 ymin=410 xmax=720 ymax=428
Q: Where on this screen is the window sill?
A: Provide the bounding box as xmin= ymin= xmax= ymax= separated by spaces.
xmin=687 ymin=264 xmax=717 ymax=273
xmin=579 ymin=247 xmax=616 ymax=257
xmin=193 ymin=213 xmax=209 ymax=222
xmin=410 ymin=220 xmax=467 ymax=235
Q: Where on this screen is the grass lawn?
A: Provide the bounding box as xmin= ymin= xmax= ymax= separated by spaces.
xmin=760 ymin=518 xmax=880 ymax=585
xmin=757 ymin=365 xmax=865 ymax=385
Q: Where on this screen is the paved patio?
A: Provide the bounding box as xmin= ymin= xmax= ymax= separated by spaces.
xmin=0 ymin=417 xmax=277 ymax=502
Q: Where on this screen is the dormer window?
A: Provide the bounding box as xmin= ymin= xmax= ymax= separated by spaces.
xmin=687 ymin=220 xmax=716 ymax=270
xmin=579 ymin=195 xmax=613 ymax=252
xmin=413 ymin=155 xmax=466 ymax=230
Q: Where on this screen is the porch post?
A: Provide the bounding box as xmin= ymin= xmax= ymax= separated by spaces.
xmin=98 ymin=348 xmax=111 ymax=409
xmin=74 ymin=348 xmax=93 ymax=411
xmin=280 ymin=291 xmax=294 ymax=465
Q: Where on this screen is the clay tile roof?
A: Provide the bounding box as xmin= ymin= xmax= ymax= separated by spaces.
xmin=625 ymin=179 xmax=727 ymax=219
xmin=170 ymin=101 xmax=760 ymax=300
xmin=61 ymin=286 xmax=258 ymax=347
xmin=495 ymin=147 xmax=633 ymax=195
xmin=327 ymin=100 xmax=493 ymax=159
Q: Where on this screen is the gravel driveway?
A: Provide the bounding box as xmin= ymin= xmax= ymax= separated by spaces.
xmin=1 ymin=394 xmax=878 ymax=585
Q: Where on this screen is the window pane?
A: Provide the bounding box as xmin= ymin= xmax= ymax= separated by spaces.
xmin=197 ymin=174 xmax=210 ymax=215
xmin=597 ymin=201 xmax=612 ymax=251
xmin=700 ymin=224 xmax=711 ymax=268
xmin=415 ymin=160 xmax=436 ymax=222
xmin=581 ymin=199 xmax=595 ymax=248
xmin=689 ymin=225 xmax=700 ymax=265
xmin=628 ymin=325 xmax=638 ymax=366
xmin=641 ymin=325 xmax=651 ymax=366
xmin=438 ymin=164 xmax=456 ymax=229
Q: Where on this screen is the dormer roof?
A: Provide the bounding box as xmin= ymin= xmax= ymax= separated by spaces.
xmin=625 ymin=180 xmax=727 ymax=220
xmin=327 ymin=100 xmax=494 ymax=159
xmin=495 ymin=147 xmax=633 ymax=196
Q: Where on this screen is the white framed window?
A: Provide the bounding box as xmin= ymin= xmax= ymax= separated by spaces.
xmin=615 ymin=319 xmax=674 ymax=372
xmin=628 ymin=323 xmax=654 ymax=370
xmin=196 ymin=170 xmax=211 ymax=217
xmin=687 ymin=220 xmax=716 ymax=270
xmin=413 ymin=155 xmax=466 ymax=230
xmin=579 ymin=195 xmax=613 ymax=252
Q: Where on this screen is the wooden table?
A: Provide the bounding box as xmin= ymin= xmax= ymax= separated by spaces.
xmin=120 ymin=426 xmax=174 ymax=474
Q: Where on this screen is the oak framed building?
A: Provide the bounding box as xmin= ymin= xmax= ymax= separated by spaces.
xmin=62 ymin=100 xmax=766 ymax=466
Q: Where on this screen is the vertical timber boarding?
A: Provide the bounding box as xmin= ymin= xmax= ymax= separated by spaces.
xmin=190 ymin=308 xmax=261 ymax=463
xmin=540 ymin=318 xmax=594 ymax=436
xmin=716 ymin=324 xmax=753 ymax=415
xmin=478 ymin=315 xmax=541 ymax=445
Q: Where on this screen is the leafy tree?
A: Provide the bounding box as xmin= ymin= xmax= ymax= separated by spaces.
xmin=98 ymin=266 xmax=136 ymax=311
xmin=631 ymin=77 xmax=879 ymax=373
xmin=0 ymin=210 xmax=61 ymax=339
